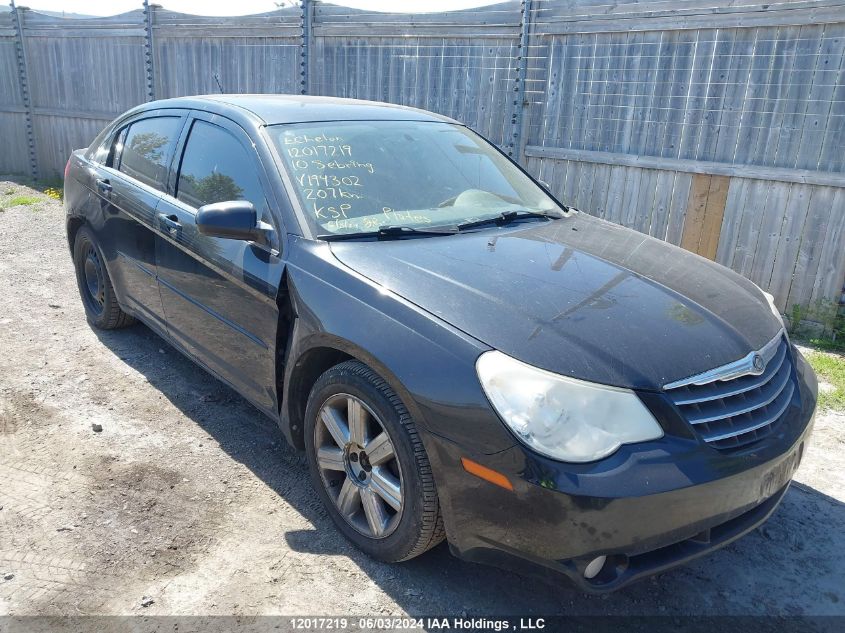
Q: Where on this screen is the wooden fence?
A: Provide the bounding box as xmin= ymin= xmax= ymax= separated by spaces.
xmin=1 ymin=0 xmax=843 ymax=313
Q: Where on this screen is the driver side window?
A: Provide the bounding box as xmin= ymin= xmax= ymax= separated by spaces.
xmin=176 ymin=120 xmax=270 ymax=225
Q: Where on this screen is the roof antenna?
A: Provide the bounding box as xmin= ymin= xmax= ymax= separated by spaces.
xmin=213 ymin=73 xmax=224 ymax=94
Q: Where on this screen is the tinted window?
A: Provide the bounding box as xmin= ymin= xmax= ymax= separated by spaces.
xmin=109 ymin=127 xmax=128 ymax=168
xmin=176 ymin=120 xmax=269 ymax=222
xmin=118 ymin=117 xmax=182 ymax=190
xmin=91 ymin=126 xmax=124 ymax=166
xmin=91 ymin=129 xmax=115 ymax=165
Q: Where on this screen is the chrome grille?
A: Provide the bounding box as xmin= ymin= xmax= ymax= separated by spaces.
xmin=664 ymin=334 xmax=796 ymax=451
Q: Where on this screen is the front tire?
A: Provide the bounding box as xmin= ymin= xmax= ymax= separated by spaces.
xmin=72 ymin=226 xmax=135 ymax=330
xmin=304 ymin=360 xmax=445 ymax=562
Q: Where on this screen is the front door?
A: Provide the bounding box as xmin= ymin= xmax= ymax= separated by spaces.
xmin=154 ymin=114 xmax=285 ymax=414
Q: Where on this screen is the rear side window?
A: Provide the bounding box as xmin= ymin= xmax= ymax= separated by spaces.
xmin=89 ymin=125 xmax=124 ymax=166
xmin=109 ymin=127 xmax=128 ymax=168
xmin=117 ymin=117 xmax=183 ymax=190
xmin=176 ymin=120 xmax=268 ymax=222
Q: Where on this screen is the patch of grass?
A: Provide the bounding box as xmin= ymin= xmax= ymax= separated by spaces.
xmin=803 ymin=337 xmax=845 ymax=354
xmin=0 ymin=195 xmax=40 ymax=210
xmin=804 ymin=349 xmax=845 ymax=412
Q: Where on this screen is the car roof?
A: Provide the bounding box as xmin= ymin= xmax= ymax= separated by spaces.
xmin=138 ymin=94 xmax=459 ymax=126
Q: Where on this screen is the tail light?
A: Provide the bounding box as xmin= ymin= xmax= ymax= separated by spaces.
xmin=64 ymin=157 xmax=71 ymax=181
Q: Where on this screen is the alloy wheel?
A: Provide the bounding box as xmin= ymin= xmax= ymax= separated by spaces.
xmin=314 ymin=393 xmax=403 ymax=538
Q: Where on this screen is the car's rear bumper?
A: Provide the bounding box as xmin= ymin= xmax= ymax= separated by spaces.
xmin=424 ymin=349 xmax=817 ymax=592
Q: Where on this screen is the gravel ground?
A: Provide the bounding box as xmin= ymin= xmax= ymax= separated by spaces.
xmin=0 ymin=179 xmax=843 ymax=617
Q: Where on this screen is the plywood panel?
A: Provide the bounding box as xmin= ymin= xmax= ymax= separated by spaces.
xmin=681 ymin=173 xmax=712 ymax=252
xmin=698 ymin=174 xmax=730 ymax=260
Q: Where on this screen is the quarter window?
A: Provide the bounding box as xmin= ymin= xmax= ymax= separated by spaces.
xmin=117 ymin=117 xmax=182 ymax=190
xmin=91 ymin=129 xmax=116 ymax=165
xmin=109 ymin=127 xmax=128 ymax=168
xmin=176 ymin=120 xmax=268 ymax=222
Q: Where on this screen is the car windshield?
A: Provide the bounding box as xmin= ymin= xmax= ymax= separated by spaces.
xmin=269 ymin=121 xmax=561 ymax=236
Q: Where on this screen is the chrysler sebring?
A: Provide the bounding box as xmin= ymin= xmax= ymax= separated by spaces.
xmin=64 ymin=95 xmax=817 ymax=591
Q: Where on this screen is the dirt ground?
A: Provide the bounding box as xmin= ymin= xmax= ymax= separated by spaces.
xmin=0 ymin=178 xmax=843 ymax=618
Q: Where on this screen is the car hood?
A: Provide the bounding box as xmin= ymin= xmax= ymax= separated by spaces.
xmin=328 ymin=214 xmax=782 ymax=390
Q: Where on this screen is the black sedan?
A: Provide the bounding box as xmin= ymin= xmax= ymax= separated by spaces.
xmin=64 ymin=95 xmax=817 ymax=592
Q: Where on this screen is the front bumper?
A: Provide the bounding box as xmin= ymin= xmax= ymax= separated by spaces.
xmin=424 ymin=347 xmax=817 ymax=592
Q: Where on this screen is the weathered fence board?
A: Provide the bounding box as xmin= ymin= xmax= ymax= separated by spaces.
xmin=11 ymin=10 xmax=148 ymax=176
xmin=0 ymin=111 xmax=28 ymax=174
xmin=152 ymin=9 xmax=301 ymax=99
xmin=0 ymin=10 xmax=26 ymax=174
xmin=0 ymin=33 xmax=21 ymax=106
xmin=0 ymin=0 xmax=842 ymax=312
xmin=311 ymin=14 xmax=521 ymax=148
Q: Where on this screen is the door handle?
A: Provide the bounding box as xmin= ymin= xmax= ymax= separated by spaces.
xmin=157 ymin=212 xmax=182 ymax=234
xmin=95 ymin=178 xmax=112 ymax=194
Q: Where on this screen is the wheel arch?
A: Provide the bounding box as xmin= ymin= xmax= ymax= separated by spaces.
xmin=282 ymin=333 xmax=426 ymax=452
xmin=66 ymin=215 xmax=86 ymax=253
xmin=67 ymin=218 xmax=121 ymax=286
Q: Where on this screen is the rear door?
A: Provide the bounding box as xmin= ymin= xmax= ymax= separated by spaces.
xmin=154 ymin=112 xmax=285 ymax=415
xmin=90 ymin=111 xmax=187 ymax=331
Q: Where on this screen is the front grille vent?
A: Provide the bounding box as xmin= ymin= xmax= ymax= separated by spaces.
xmin=664 ymin=336 xmax=795 ymax=450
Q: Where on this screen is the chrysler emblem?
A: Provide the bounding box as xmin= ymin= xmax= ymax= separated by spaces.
xmin=663 ymin=330 xmax=783 ymax=389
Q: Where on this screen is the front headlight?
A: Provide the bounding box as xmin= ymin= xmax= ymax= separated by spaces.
xmin=476 ymin=351 xmax=664 ymax=463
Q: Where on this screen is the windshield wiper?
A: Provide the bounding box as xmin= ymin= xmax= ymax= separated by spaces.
xmin=317 ymin=225 xmax=457 ymax=241
xmin=455 ymin=210 xmax=561 ymax=232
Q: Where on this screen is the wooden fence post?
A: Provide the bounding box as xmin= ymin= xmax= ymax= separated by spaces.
xmin=509 ymin=0 xmax=532 ymax=161
xmin=142 ymin=0 xmax=156 ymax=101
xmin=10 ymin=1 xmax=37 ymax=179
xmin=300 ymin=0 xmax=313 ymax=95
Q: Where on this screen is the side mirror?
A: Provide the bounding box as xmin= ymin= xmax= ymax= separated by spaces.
xmin=195 ymin=200 xmax=274 ymax=246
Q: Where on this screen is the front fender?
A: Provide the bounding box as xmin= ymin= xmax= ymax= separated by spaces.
xmin=280 ymin=237 xmax=516 ymax=456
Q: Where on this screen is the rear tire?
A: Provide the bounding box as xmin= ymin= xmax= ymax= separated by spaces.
xmin=72 ymin=226 xmax=135 ymax=330
xmin=304 ymin=360 xmax=445 ymax=562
